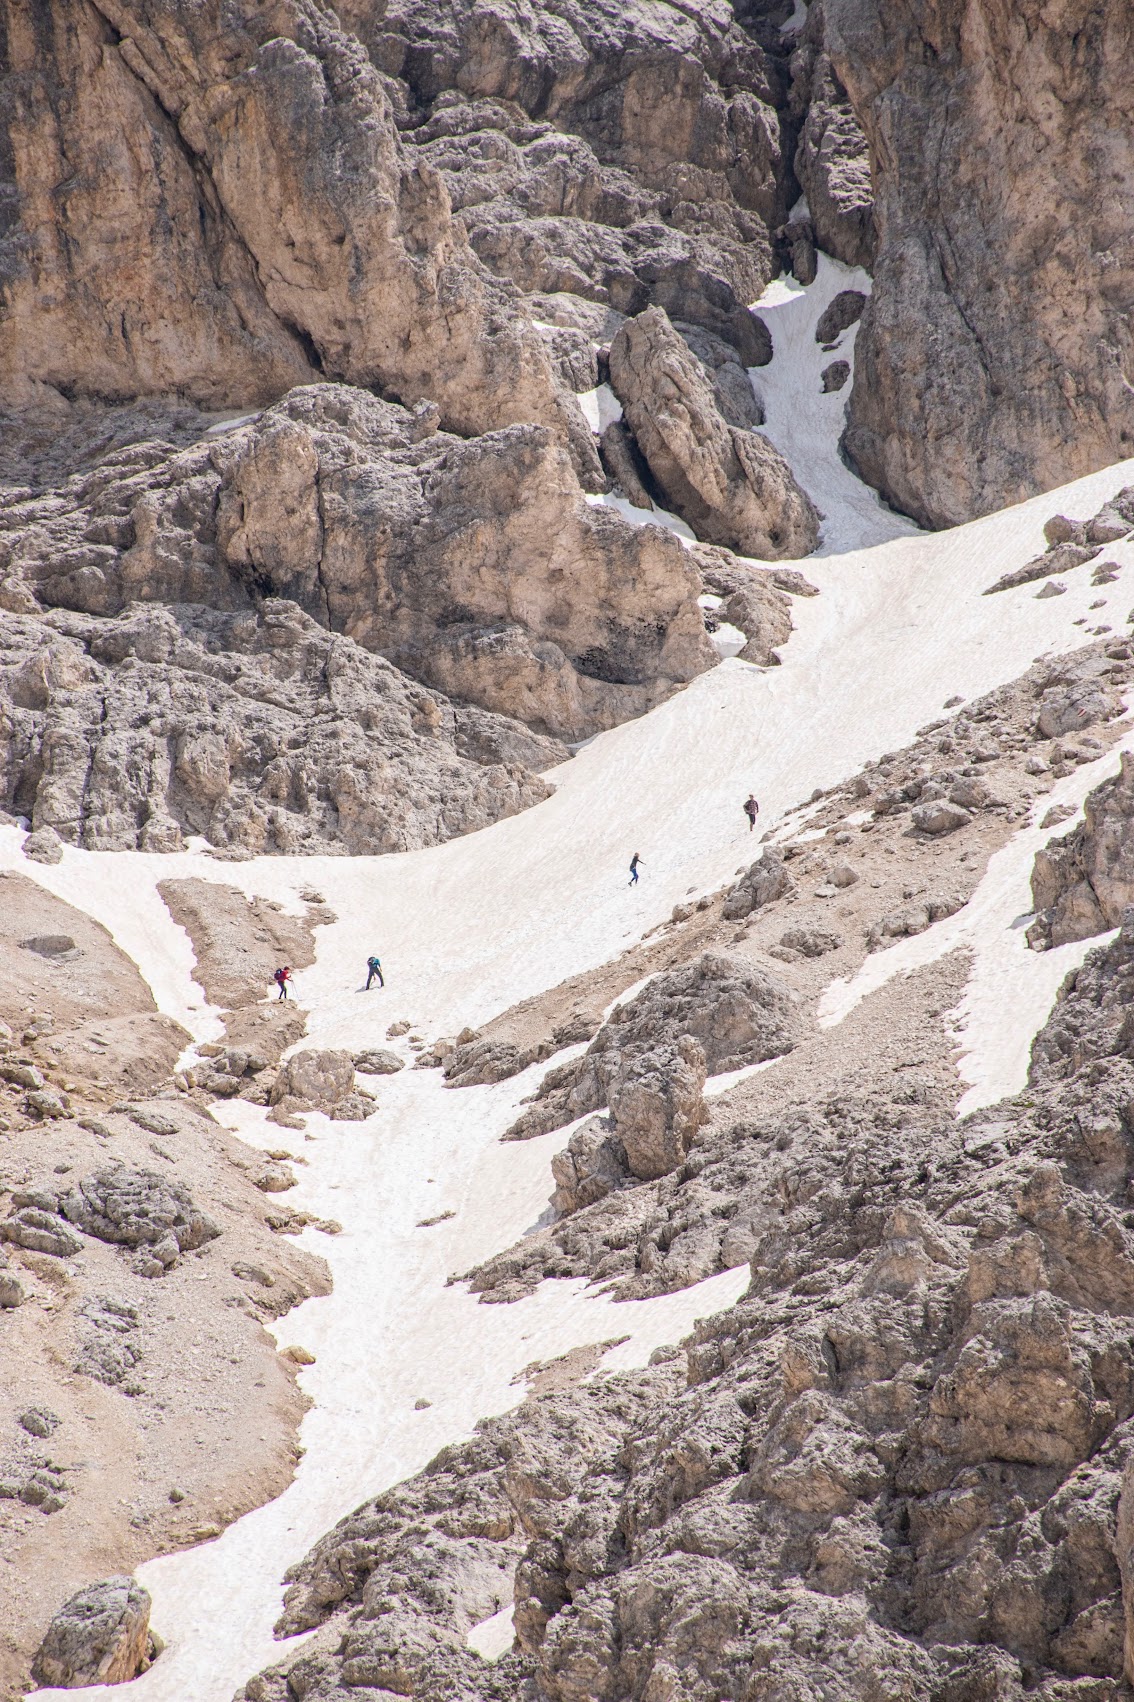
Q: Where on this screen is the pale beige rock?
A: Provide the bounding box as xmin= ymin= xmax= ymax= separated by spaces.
xmin=1030 ymin=751 xmax=1134 ymax=947
xmin=608 ymin=1035 xmax=708 ymax=1181
xmin=0 ymin=601 xmax=554 ymax=855
xmin=608 ymin=308 xmax=819 ymax=560
xmin=830 ymin=0 xmax=1134 ymax=526
xmin=32 ymin=1575 xmax=152 ymax=1687
xmin=0 ymin=0 xmax=595 ymax=479
xmin=2 ymin=386 xmax=714 ymax=746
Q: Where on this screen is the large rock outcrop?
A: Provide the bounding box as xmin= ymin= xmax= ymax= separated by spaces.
xmin=504 ymin=950 xmax=801 ymax=1143
xmin=0 ymin=385 xmax=715 ymax=746
xmin=339 ymin=0 xmax=790 ymax=365
xmin=0 ymin=0 xmax=594 ymax=471
xmin=827 ymin=0 xmax=1134 ymax=527
xmin=1030 ymin=752 xmax=1134 ymax=949
xmin=609 ymin=308 xmax=820 ymax=559
xmin=0 ymin=600 xmax=558 ymax=854
xmin=58 ymin=1165 xmax=221 ymax=1277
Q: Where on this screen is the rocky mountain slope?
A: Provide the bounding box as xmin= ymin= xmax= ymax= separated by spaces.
xmin=4 ymin=0 xmax=1134 ymax=1697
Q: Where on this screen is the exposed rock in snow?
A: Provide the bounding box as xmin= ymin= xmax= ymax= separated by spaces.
xmin=1030 ymin=752 xmax=1134 ymax=948
xmin=609 ymin=308 xmax=820 ymax=560
xmin=270 ymin=1049 xmax=374 ymax=1123
xmin=506 ymin=951 xmax=801 ymax=1143
xmin=32 ymin=1575 xmax=153 ymax=1688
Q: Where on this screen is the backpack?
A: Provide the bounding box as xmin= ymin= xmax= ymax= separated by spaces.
xmin=367 ymin=956 xmax=381 ymax=970
xmin=274 ymin=968 xmax=287 ymax=986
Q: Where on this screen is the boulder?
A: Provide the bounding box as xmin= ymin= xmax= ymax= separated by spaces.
xmin=609 ymin=308 xmax=820 ymax=560
xmin=608 ymin=1035 xmax=708 ymax=1181
xmin=22 ymin=826 xmax=64 ymax=865
xmin=599 ymin=420 xmax=655 ymax=511
xmin=986 ymin=543 xmax=1099 ymax=594
xmin=1036 ymin=681 xmax=1121 ymax=740
xmin=271 ymin=1048 xmax=375 ymax=1121
xmin=32 ymin=1576 xmax=152 ymax=1688
xmin=60 ymin=1166 xmax=220 ymax=1273
xmin=777 ymin=926 xmax=843 ymax=959
xmin=911 ymin=800 xmax=971 ymax=836
xmin=814 ymin=291 xmax=867 ymax=347
xmin=353 ymin=1049 xmax=406 ymax=1076
xmin=722 ymin=847 xmax=795 ymax=919
xmin=1 ymin=1207 xmax=82 ymax=1258
xmin=1029 ymin=752 xmax=1134 ymax=948
xmin=551 ymin=1118 xmax=629 ymax=1216
xmin=272 ymin=1050 xmax=355 ymax=1108
xmin=0 ymin=1255 xmax=24 ymax=1308
xmin=20 ymin=934 xmax=81 ymax=960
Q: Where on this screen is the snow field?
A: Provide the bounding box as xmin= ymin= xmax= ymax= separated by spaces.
xmin=750 ymin=253 xmax=920 ymax=554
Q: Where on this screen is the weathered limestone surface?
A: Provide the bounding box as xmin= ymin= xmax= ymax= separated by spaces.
xmin=827 ymin=0 xmax=1134 ymax=527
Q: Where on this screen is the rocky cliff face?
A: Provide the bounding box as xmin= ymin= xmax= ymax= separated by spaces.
xmin=0 ymin=0 xmax=593 ymax=466
xmin=0 ymin=384 xmax=716 ymax=751
xmin=827 ymin=0 xmax=1134 ymax=527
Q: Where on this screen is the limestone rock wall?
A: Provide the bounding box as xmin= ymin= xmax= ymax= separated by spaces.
xmin=0 ymin=600 xmax=558 ymax=855
xmin=827 ymin=0 xmax=1134 ymax=527
xmin=0 ymin=0 xmax=592 ymax=468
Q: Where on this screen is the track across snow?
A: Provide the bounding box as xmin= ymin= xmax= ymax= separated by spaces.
xmin=11 ymin=265 xmax=1134 ymax=1699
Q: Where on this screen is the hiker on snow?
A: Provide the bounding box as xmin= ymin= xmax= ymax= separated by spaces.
xmin=743 ymin=795 xmax=759 ymax=831
xmin=629 ymin=852 xmax=642 ymax=886
xmin=365 ymin=955 xmax=384 ymax=990
xmin=274 ymin=966 xmax=291 ymax=1001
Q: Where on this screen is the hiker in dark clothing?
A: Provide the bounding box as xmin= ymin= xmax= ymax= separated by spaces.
xmin=629 ymin=852 xmax=642 ymax=886
xmin=274 ymin=966 xmax=291 ymax=1000
xmin=365 ymin=955 xmax=384 ymax=990
xmin=743 ymin=795 xmax=759 ymax=831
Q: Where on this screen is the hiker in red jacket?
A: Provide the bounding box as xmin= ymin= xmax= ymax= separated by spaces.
xmin=274 ymin=966 xmax=291 ymax=1001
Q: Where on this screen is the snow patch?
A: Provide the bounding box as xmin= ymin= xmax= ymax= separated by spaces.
xmin=467 ymin=1606 xmax=515 ymax=1661
xmin=817 ymin=728 xmax=1134 ymax=1112
xmin=751 ymin=254 xmax=919 ymax=555
xmin=577 ymin=383 xmax=622 ymax=435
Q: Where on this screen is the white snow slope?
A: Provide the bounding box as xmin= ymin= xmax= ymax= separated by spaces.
xmin=13 ymin=269 xmax=1134 ymax=1699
